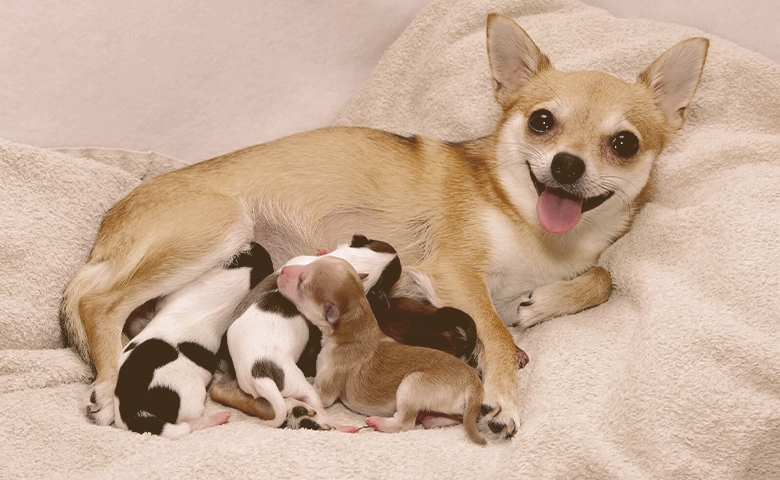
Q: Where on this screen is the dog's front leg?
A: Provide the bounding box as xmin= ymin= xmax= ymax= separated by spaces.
xmin=513 ymin=266 xmax=612 ymax=329
xmin=441 ymin=273 xmax=521 ymax=441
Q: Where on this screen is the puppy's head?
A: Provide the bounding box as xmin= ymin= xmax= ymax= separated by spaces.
xmin=487 ymin=14 xmax=708 ymax=238
xmin=277 ymin=256 xmax=368 ymax=335
xmin=327 ymin=234 xmax=402 ymax=294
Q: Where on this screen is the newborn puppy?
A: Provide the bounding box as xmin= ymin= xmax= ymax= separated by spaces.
xmin=224 ymin=236 xmax=399 ymax=431
xmin=317 ymin=235 xmax=528 ymax=371
xmin=277 ymin=256 xmax=490 ymax=445
xmin=304 ymin=235 xmax=487 ymax=372
xmin=114 ymin=243 xmax=267 ymax=438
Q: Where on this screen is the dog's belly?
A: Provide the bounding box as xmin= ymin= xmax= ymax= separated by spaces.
xmin=252 ymin=206 xmax=426 ymax=272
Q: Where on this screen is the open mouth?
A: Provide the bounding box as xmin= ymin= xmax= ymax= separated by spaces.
xmin=527 ymin=163 xmax=614 ymax=234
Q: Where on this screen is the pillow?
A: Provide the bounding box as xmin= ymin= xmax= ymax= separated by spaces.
xmin=0 ymin=141 xmax=184 ymax=350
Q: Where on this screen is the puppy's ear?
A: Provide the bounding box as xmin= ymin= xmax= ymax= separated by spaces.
xmin=638 ymin=37 xmax=709 ymax=130
xmin=486 ymin=13 xmax=552 ymax=108
xmin=323 ymin=301 xmax=340 ymax=325
xmin=350 ymin=234 xmax=369 ymax=248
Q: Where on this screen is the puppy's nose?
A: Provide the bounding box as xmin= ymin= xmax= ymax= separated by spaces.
xmin=551 ymin=152 xmax=585 ymax=185
xmin=280 ymin=266 xmax=290 ymax=276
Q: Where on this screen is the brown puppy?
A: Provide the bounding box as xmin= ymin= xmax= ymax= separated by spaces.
xmin=59 ymin=14 xmax=709 ymax=436
xmin=277 ymin=256 xmax=488 ymax=445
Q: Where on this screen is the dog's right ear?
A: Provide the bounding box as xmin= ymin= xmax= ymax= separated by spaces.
xmin=637 ymin=37 xmax=709 ymax=130
xmin=486 ymin=13 xmax=552 ymax=108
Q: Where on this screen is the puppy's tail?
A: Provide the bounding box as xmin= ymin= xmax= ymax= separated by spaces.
xmin=463 ymin=385 xmax=487 ymax=445
xmin=251 ymin=378 xmax=288 ymax=428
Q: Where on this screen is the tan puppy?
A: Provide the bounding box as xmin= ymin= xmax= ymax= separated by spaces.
xmin=59 ymin=13 xmax=709 ymax=438
xmin=277 ymin=256 xmax=487 ymax=445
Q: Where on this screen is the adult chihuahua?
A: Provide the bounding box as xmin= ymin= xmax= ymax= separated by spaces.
xmin=60 ymin=14 xmax=708 ymax=439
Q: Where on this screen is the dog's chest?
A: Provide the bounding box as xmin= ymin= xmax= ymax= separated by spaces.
xmin=483 ymin=210 xmax=591 ymax=323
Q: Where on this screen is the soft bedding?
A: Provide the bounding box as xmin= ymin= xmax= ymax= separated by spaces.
xmin=2 ymin=0 xmax=779 ymax=478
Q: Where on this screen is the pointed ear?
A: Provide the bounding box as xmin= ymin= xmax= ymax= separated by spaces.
xmin=323 ymin=301 xmax=340 ymax=324
xmin=638 ymin=37 xmax=709 ymax=130
xmin=486 ymin=13 xmax=552 ymax=108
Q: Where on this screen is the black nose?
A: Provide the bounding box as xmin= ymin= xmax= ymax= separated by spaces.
xmin=551 ymin=152 xmax=585 ymax=185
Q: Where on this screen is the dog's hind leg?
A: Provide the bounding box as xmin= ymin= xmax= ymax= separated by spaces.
xmin=67 ymin=193 xmax=253 ymax=425
xmin=364 ymin=373 xmax=425 ymax=434
xmin=209 ymin=376 xmax=276 ymax=420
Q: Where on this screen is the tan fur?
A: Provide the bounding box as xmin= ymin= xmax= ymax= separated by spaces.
xmin=277 ymin=257 xmax=487 ymax=444
xmin=59 ymin=13 xmax=708 ymax=430
xmin=209 ymin=377 xmax=275 ymax=420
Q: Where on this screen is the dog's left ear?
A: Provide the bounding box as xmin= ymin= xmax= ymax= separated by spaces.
xmin=323 ymin=301 xmax=340 ymax=325
xmin=486 ymin=13 xmax=552 ymax=108
xmin=638 ymin=37 xmax=709 ymax=130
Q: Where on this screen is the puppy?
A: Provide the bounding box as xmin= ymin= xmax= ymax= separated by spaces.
xmin=223 ymin=235 xmax=402 ymax=431
xmin=277 ymin=256 xmax=488 ymax=444
xmin=300 ymin=234 xmax=485 ymax=374
xmin=114 ymin=244 xmax=267 ymax=438
xmin=60 ymin=13 xmax=709 ymax=437
xmin=371 ymin=297 xmax=529 ymax=369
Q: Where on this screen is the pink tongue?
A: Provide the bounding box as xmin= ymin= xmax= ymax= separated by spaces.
xmin=536 ymin=188 xmax=583 ymax=235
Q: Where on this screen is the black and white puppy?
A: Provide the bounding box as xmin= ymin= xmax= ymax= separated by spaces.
xmin=225 ymin=235 xmax=398 ymax=432
xmin=113 ymin=243 xmax=270 ymax=438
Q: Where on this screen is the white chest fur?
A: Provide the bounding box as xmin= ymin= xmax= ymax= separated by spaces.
xmin=482 ymin=209 xmax=601 ymax=325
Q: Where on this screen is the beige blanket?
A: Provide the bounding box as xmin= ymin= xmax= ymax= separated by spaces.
xmin=2 ymin=0 xmax=779 ymax=478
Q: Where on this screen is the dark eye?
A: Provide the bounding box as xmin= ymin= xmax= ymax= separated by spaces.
xmin=528 ymin=109 xmax=555 ymax=133
xmin=611 ymin=131 xmax=639 ymax=158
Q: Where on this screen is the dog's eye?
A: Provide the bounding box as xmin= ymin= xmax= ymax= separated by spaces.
xmin=611 ymin=131 xmax=639 ymax=158
xmin=528 ymin=109 xmax=555 ymax=133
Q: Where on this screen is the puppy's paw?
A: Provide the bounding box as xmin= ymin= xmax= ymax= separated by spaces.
xmin=476 ymin=402 xmax=518 ymax=441
xmin=282 ymin=400 xmax=342 ymax=431
xmin=86 ymin=382 xmax=116 ymax=426
xmin=283 ymin=402 xmax=329 ymax=431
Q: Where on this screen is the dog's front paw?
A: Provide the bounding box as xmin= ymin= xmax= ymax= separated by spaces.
xmin=476 ymin=386 xmax=521 ymax=441
xmin=476 ymin=401 xmax=518 ymax=441
xmin=512 ymin=290 xmax=550 ymax=329
xmin=86 ymin=382 xmax=116 ymax=426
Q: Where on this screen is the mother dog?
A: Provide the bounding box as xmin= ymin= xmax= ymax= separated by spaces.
xmin=60 ymin=14 xmax=708 ymax=439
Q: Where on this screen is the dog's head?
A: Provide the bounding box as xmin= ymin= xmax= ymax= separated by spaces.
xmin=486 ymin=14 xmax=708 ymax=238
xmin=277 ymin=256 xmax=369 ymax=336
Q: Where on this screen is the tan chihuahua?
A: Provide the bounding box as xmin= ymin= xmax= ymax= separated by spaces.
xmin=277 ymin=256 xmax=487 ymax=445
xmin=60 ymin=13 xmax=708 ymax=439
